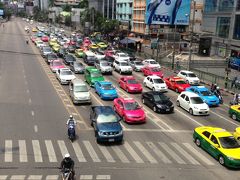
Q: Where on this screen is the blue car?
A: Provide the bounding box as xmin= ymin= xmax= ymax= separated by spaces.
xmin=185 ymin=86 xmax=220 ymax=106
xmin=37 ymin=32 xmax=44 ymax=37
xmin=90 ymin=106 xmax=123 ymax=143
xmin=95 ymin=81 xmax=118 ymax=100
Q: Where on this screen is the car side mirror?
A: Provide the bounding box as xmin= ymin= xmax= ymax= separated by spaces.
xmin=213 ymin=144 xmax=219 ymax=149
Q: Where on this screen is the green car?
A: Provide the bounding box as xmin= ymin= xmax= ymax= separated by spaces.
xmin=84 ymin=67 xmax=104 ymax=87
xmin=75 ymin=49 xmax=85 ymax=58
xmin=229 ymin=105 xmax=240 ymax=121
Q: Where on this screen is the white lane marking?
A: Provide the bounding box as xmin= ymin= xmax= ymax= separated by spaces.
xmin=96 ymin=175 xmax=111 ymax=179
xmin=66 ymin=104 xmax=73 ymax=107
xmin=111 ymin=146 xmax=129 ymax=163
xmin=158 ymin=142 xmax=186 ymax=164
xmin=34 ymin=125 xmax=38 ymax=132
xmin=19 ymin=140 xmax=28 ymax=162
xmin=133 ymin=141 xmax=157 ymax=164
xmin=83 ymin=141 xmax=101 ymax=162
xmin=31 ymin=110 xmax=34 ymax=116
xmin=183 ymin=143 xmax=215 ymax=165
xmin=0 ymin=176 xmax=7 ymax=180
xmin=27 ymin=175 xmax=42 ymax=180
xmin=46 ymin=175 xmax=59 ymax=180
xmin=175 ymin=108 xmax=204 ymax=126
xmin=171 ymin=142 xmax=200 ymax=165
xmin=97 ymin=144 xmax=115 ymax=163
xmin=123 ymin=141 xmax=144 ymax=163
xmin=210 ymin=110 xmax=240 ymax=127
xmin=146 ymin=142 xmax=171 ymax=164
xmin=32 ymin=140 xmax=43 ymax=162
xmin=29 ymin=98 xmax=32 ymax=104
xmin=57 ymin=140 xmax=69 ymax=158
xmin=80 ymin=175 xmax=93 ymax=179
xmin=4 ymin=140 xmax=12 ymax=162
xmin=10 ymin=175 xmax=25 ymax=180
xmin=72 ymin=142 xmax=87 ymax=162
xmin=45 ymin=140 xmax=57 ymax=162
xmin=72 ymin=112 xmax=78 ymax=116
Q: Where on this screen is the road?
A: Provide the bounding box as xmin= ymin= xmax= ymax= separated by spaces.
xmin=0 ymin=18 xmax=239 ymax=179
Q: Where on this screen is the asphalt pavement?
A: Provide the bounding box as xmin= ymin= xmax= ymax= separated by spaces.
xmin=0 ymin=18 xmax=239 ymax=179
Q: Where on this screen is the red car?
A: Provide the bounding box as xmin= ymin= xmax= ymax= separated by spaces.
xmin=119 ymin=76 xmax=142 ymax=93
xmin=69 ymin=40 xmax=76 ymax=45
xmin=41 ymin=36 xmax=49 ymax=42
xmin=113 ymin=98 xmax=146 ymax=123
xmin=142 ymin=66 xmax=163 ymax=78
xmin=104 ymin=50 xmax=114 ymax=57
xmin=164 ymin=76 xmax=191 ymax=93
xmin=31 ymin=35 xmax=37 ymax=43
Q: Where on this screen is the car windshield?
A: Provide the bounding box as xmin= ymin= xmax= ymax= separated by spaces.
xmin=190 ymin=97 xmax=204 ymax=104
xmin=53 ymin=61 xmax=62 ymax=66
xmin=74 ymin=85 xmax=88 ymax=92
xmin=97 ymin=114 xmax=118 ymax=123
xmin=61 ymin=70 xmax=72 ymax=75
xmin=124 ymin=102 xmax=140 ymax=110
xmin=91 ymin=72 xmax=101 ymax=78
xmin=102 ymin=84 xmax=114 ymax=90
xmin=153 ymin=94 xmax=169 ymax=102
xmin=120 ymin=62 xmax=128 ymax=66
xmin=66 ymin=56 xmax=75 ymax=61
xmin=119 ymin=54 xmax=127 ymax=57
xmin=135 ymin=61 xmax=143 ymax=65
xmin=101 ymin=62 xmax=109 ymax=66
xmin=152 ymin=68 xmax=160 ymax=72
xmin=149 ymin=61 xmax=157 ymax=64
xmin=187 ymin=73 xmax=197 ymax=77
xmin=153 ymin=78 xmax=164 ymax=83
xmin=127 ymin=79 xmax=138 ymax=84
xmin=176 ymin=80 xmax=186 ymax=84
xmin=48 ymin=55 xmax=57 ymax=60
xmin=44 ymin=47 xmax=51 ymax=52
xmin=219 ymin=136 xmax=240 ymax=149
xmin=74 ymin=63 xmax=82 ymax=67
xmin=200 ymin=90 xmax=213 ymax=96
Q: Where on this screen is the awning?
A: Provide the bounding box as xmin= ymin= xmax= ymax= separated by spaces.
xmin=120 ymin=38 xmax=135 ymax=44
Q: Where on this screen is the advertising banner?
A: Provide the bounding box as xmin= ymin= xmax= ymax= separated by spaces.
xmin=0 ymin=9 xmax=4 ymax=16
xmin=146 ymin=0 xmax=191 ymax=25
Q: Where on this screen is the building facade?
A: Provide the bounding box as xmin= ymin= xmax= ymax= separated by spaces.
xmin=132 ymin=0 xmax=146 ymax=35
xmin=189 ymin=0 xmax=204 ymax=33
xmin=116 ymin=0 xmax=133 ymax=30
xmin=202 ymin=0 xmax=240 ymax=57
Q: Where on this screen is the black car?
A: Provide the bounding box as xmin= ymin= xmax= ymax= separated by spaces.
xmin=104 ymin=56 xmax=115 ymax=66
xmin=69 ymin=61 xmax=85 ymax=74
xmin=90 ymin=106 xmax=123 ymax=143
xmin=64 ymin=54 xmax=76 ymax=65
xmin=46 ymin=53 xmax=58 ymax=64
xmin=142 ymin=91 xmax=174 ymax=113
xmin=68 ymin=45 xmax=76 ymax=53
xmin=58 ymin=48 xmax=67 ymax=58
xmin=75 ymin=42 xmax=82 ymax=49
xmin=84 ymin=54 xmax=96 ymax=65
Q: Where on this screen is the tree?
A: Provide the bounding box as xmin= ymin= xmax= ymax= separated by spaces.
xmin=77 ymin=0 xmax=88 ymax=8
xmin=64 ymin=15 xmax=71 ymax=26
xmin=62 ymin=4 xmax=71 ymax=12
xmin=49 ymin=0 xmax=54 ymax=7
xmin=17 ymin=10 xmax=27 ymax=18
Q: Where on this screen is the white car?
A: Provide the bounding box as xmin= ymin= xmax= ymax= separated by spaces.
xmin=143 ymin=75 xmax=167 ymax=92
xmin=113 ymin=59 xmax=132 ymax=74
xmin=176 ymin=91 xmax=209 ymax=115
xmin=177 ymin=70 xmax=200 ymax=85
xmin=93 ymin=51 xmax=105 ymax=60
xmin=56 ymin=68 xmax=76 ymax=85
xmin=36 ymin=41 xmax=45 ymax=48
xmin=95 ymin=60 xmax=112 ymax=74
xmin=113 ymin=52 xmax=130 ymax=61
xmin=24 ymin=26 xmax=29 ymax=31
xmin=142 ymin=59 xmax=161 ymax=68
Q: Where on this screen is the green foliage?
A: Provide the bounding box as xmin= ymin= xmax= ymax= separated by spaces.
xmin=32 ymin=6 xmax=48 ymax=22
xmin=49 ymin=0 xmax=54 ymax=7
xmin=77 ymin=0 xmax=88 ymax=8
xmin=61 ymin=4 xmax=72 ymax=12
xmin=17 ymin=10 xmax=28 ymax=18
xmin=64 ymin=15 xmax=71 ymax=26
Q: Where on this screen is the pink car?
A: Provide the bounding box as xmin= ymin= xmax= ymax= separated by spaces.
xmin=41 ymin=36 xmax=49 ymax=42
xmin=119 ymin=76 xmax=142 ymax=93
xmin=104 ymin=50 xmax=114 ymax=57
xmin=142 ymin=66 xmax=163 ymax=78
xmin=113 ymin=98 xmax=146 ymax=123
xmin=50 ymin=60 xmax=65 ymax=72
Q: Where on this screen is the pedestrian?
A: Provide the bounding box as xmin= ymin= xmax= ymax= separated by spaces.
xmin=225 ymin=74 xmax=229 ymax=89
xmin=231 ymin=76 xmax=237 ymax=89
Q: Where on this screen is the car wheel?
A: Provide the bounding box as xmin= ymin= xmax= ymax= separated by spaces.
xmin=142 ymin=98 xmax=145 ymax=104
xmin=153 ymin=106 xmax=157 ymax=112
xmin=144 ymin=82 xmax=147 ymax=87
xmin=176 ymin=100 xmax=180 ymax=107
xmin=175 ymin=88 xmax=179 ymax=93
xmin=195 ymin=138 xmax=201 ymax=147
xmin=189 ymin=108 xmax=194 ymax=115
xmin=219 ymin=155 xmax=225 ymax=166
xmin=232 ymin=113 xmax=237 ymax=120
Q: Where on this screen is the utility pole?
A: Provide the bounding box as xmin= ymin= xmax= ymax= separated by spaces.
xmin=156 ymin=29 xmax=160 ymax=62
xmin=171 ymin=24 xmax=177 ymax=70
xmin=188 ymin=0 xmax=196 ymax=70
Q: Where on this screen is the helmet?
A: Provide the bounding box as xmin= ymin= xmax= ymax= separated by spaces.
xmin=216 ymin=86 xmax=220 ymax=90
xmin=64 ymin=153 xmax=70 ymax=158
xmin=69 ymin=115 xmax=73 ymax=119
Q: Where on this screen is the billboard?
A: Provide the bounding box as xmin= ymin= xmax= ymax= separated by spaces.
xmin=0 ymin=9 xmax=4 ymax=16
xmin=146 ymin=0 xmax=191 ymax=25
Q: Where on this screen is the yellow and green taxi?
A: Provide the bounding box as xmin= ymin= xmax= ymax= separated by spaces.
xmin=233 ymin=127 xmax=240 ymax=141
xmin=89 ymin=44 xmax=99 ymax=50
xmin=49 ymin=39 xmax=58 ymax=47
xmin=91 ymin=32 xmax=101 ymax=37
xmin=75 ymin=49 xmax=85 ymax=58
xmin=32 ymin=27 xmax=38 ymax=32
xmin=97 ymin=42 xmax=108 ymax=49
xmin=52 ymin=44 xmax=60 ymax=52
xmin=193 ymin=126 xmax=240 ymax=168
xmin=229 ymin=105 xmax=240 ymax=121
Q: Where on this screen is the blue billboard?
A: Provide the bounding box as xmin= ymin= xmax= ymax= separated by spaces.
xmin=146 ymin=0 xmax=191 ymax=25
xmin=0 ymin=9 xmax=4 ymax=16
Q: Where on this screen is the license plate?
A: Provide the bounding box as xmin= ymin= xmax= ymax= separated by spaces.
xmin=109 ymin=139 xmax=114 ymax=142
xmin=166 ymin=109 xmax=170 ymax=111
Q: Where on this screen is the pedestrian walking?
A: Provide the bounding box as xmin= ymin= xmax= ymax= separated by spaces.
xmin=231 ymin=76 xmax=237 ymax=89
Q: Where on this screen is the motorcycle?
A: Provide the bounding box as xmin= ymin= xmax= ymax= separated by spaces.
xmin=61 ymin=168 xmax=74 ymax=180
xmin=213 ymin=91 xmax=223 ymax=104
xmin=68 ymin=125 xmax=76 ymax=142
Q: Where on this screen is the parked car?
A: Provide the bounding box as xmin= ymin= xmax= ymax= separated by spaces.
xmin=69 ymin=61 xmax=85 ymax=74
xmin=142 ymin=66 xmax=163 ymax=78
xmin=95 ymin=81 xmax=118 ymax=100
xmin=63 ymin=54 xmax=76 ymax=65
xmin=50 ymin=60 xmax=65 ymax=72
xmin=164 ymin=76 xmax=191 ymax=93
xmin=118 ymin=76 xmax=142 ymax=93
xmin=177 ymin=70 xmax=200 ymax=85
xmin=84 ymin=67 xmax=105 ymax=87
xmin=142 ymin=91 xmax=174 ymax=113
xmin=143 ymin=75 xmax=167 ymax=92
xmin=114 ymin=98 xmax=146 ymax=123
xmin=94 ymin=60 xmax=112 ymax=74
xmin=129 ymin=60 xmax=144 ymax=72
xmin=113 ymin=59 xmax=133 ymax=74
xmin=90 ymin=106 xmax=123 ymax=143
xmin=176 ymin=91 xmax=209 ymax=115
xmin=56 ymin=68 xmax=76 ymax=85
xmin=142 ymin=59 xmax=161 ymax=68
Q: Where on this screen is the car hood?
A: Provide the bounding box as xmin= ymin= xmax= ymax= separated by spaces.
xmin=101 ymin=88 xmax=117 ymax=95
xmin=202 ymin=95 xmax=219 ymax=101
xmin=156 ymin=100 xmax=173 ymax=107
xmin=191 ymin=103 xmax=209 ymax=109
xmin=74 ymin=91 xmax=90 ymax=97
xmin=128 ymin=84 xmax=142 ymax=89
xmin=124 ymin=109 xmax=145 ymax=117
xmin=91 ymin=76 xmax=104 ymax=82
xmin=51 ymin=65 xmax=65 ymax=69
xmin=150 ymin=71 xmax=163 ymax=77
xmin=97 ymin=122 xmax=122 ymax=132
xmin=60 ymin=75 xmax=75 ymax=79
xmin=221 ymin=148 xmax=240 ymax=159
xmin=177 ymin=84 xmax=191 ymax=90
xmin=186 ymin=77 xmax=199 ymax=81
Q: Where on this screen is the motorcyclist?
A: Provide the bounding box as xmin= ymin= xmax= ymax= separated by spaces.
xmin=60 ymin=154 xmax=75 ymax=177
xmin=66 ymin=115 xmax=77 ymax=137
xmin=211 ymin=83 xmax=217 ymax=92
xmin=233 ymin=93 xmax=240 ymax=105
xmin=26 ymin=38 xmax=29 ymax=44
xmin=213 ymin=86 xmax=223 ymax=103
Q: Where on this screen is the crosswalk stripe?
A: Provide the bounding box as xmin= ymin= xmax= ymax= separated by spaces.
xmin=171 ymin=142 xmax=200 ymax=165
xmin=5 ymin=140 xmax=12 ymax=162
xmin=32 ymin=140 xmax=43 ymax=162
xmin=83 ymin=141 xmax=101 ymax=162
xmin=146 ymin=142 xmax=171 ymax=164
xmin=27 ymin=175 xmax=42 ymax=180
xmin=72 ymin=142 xmax=87 ymax=162
xmin=123 ymin=141 xmax=144 ymax=163
xmin=111 ymin=146 xmax=129 ymax=163
xmin=19 ymin=140 xmax=28 ymax=162
xmin=96 ymin=175 xmax=111 ymax=179
xmin=46 ymin=175 xmax=59 ymax=180
xmin=134 ymin=141 xmax=157 ymax=164
xmin=97 ymin=145 xmax=115 ymax=163
xmin=158 ymin=142 xmax=186 ymax=164
xmin=80 ymin=175 xmax=93 ymax=179
xmin=183 ymin=143 xmax=215 ymax=165
xmin=45 ymin=140 xmax=57 ymax=162
xmin=57 ymin=140 xmax=69 ymax=158
xmin=0 ymin=176 xmax=7 ymax=180
xmin=10 ymin=175 xmax=25 ymax=180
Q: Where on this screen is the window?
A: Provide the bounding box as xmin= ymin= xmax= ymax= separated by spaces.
xmin=237 ymin=0 xmax=240 ymax=11
xmin=129 ymin=3 xmax=132 ymax=8
xmin=233 ymin=15 xmax=240 ymax=40
xmin=180 ymin=94 xmax=186 ymax=99
xmin=219 ymin=0 xmax=234 ymax=12
xmin=216 ymin=17 xmax=230 ymax=38
xmin=185 ymin=96 xmax=189 ymax=102
xmin=202 ymin=131 xmax=211 ymax=138
xmin=204 ymin=0 xmax=217 ymax=12
xmin=210 ymin=135 xmax=219 ymax=144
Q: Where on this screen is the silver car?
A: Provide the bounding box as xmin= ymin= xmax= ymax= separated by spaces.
xmin=129 ymin=60 xmax=144 ymax=72
xmin=95 ymin=60 xmax=112 ymax=74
